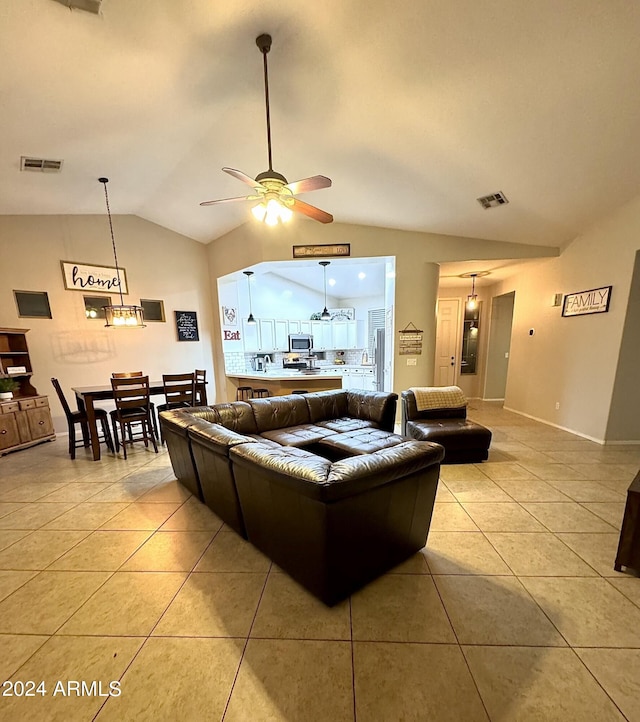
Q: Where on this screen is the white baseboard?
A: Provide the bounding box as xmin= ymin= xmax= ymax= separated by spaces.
xmin=503 ymin=405 xmax=606 ymax=445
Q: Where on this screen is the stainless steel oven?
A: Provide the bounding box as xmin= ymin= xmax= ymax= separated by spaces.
xmin=288 ymin=334 xmax=313 ymax=353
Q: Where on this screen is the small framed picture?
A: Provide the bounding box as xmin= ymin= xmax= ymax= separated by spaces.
xmin=222 ymin=306 xmax=237 ymax=326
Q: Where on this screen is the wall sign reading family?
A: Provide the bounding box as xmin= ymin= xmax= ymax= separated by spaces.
xmin=562 ymin=286 xmax=612 ymax=317
xmin=61 ymin=261 xmax=128 ymax=294
xmin=175 ymin=311 xmax=199 ymax=341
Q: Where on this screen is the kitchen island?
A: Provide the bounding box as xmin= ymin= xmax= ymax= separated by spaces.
xmin=227 ymin=371 xmax=344 ymax=397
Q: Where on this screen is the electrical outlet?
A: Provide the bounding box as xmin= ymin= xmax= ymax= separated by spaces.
xmin=406 ymin=358 xmax=417 ymax=366
xmin=555 ymin=402 xmax=560 ymax=410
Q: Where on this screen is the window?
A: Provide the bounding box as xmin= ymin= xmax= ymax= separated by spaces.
xmin=460 ymin=303 xmax=480 ymax=374
xmin=368 ymin=308 xmax=385 ymax=355
xmin=14 ymin=291 xmax=52 ymax=318
xmin=83 ymin=295 xmax=110 ymax=320
xmin=140 ymin=299 xmax=165 ymax=322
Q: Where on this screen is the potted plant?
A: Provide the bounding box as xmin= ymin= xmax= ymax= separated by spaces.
xmin=0 ymin=377 xmax=19 ymax=401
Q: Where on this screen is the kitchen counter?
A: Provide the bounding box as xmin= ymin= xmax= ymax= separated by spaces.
xmin=226 ymin=371 xmax=344 ymax=397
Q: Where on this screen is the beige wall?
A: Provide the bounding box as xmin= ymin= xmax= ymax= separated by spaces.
xmin=0 ymin=215 xmax=215 ymax=433
xmin=488 ymin=194 xmax=640 ymax=442
xmin=207 ymin=220 xmax=557 ymax=403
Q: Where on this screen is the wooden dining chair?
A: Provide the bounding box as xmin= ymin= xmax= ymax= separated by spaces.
xmin=51 ymin=377 xmax=114 ymax=459
xmin=194 ymin=369 xmax=207 ymax=406
xmin=156 ymin=373 xmax=196 ymax=443
xmin=109 ymin=371 xmax=158 ymax=442
xmin=110 ymin=375 xmax=158 ymax=459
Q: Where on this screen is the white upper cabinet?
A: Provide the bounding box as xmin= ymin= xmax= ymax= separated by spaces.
xmin=274 ymin=320 xmax=289 ymax=351
xmin=242 ymin=320 xmax=260 ymax=352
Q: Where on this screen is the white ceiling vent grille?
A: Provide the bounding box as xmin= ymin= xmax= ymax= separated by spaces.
xmin=477 ymin=191 xmax=509 ymax=209
xmin=20 ymin=157 xmax=63 ymax=173
xmin=52 ymin=0 xmax=103 ymax=15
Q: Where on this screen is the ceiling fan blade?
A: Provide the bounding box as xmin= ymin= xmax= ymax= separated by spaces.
xmin=291 ymin=198 xmax=333 ymax=224
xmin=199 ymin=196 xmax=251 ymax=207
xmin=222 ymin=167 xmax=266 ymax=190
xmin=285 ymin=175 xmax=332 ymax=194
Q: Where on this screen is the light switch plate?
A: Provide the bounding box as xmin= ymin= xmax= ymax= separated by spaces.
xmin=406 ymin=358 xmax=417 ymax=366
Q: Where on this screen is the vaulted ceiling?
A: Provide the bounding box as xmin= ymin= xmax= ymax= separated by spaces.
xmin=3 ymin=1 xmax=640 ymax=247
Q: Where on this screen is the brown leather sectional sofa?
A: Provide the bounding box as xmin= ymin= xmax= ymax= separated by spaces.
xmin=160 ymin=389 xmax=444 ymax=604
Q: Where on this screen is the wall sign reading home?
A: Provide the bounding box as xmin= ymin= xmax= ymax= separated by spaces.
xmin=562 ymin=286 xmax=612 ymax=317
xmin=61 ymin=261 xmax=128 ymax=294
xmin=175 ymin=311 xmax=199 ymax=341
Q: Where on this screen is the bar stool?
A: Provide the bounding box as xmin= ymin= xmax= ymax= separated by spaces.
xmin=291 ymin=390 xmax=309 ymax=394
xmin=253 ymin=388 xmax=270 ymax=398
xmin=236 ymin=386 xmax=253 ymax=401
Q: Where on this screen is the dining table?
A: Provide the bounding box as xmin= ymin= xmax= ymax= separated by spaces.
xmin=72 ymin=380 xmax=207 ymax=461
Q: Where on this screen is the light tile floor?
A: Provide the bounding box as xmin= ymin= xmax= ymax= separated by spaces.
xmin=0 ymin=401 xmax=639 ymax=721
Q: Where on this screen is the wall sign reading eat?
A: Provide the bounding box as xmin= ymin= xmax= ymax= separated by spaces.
xmin=61 ymin=261 xmax=128 ymax=294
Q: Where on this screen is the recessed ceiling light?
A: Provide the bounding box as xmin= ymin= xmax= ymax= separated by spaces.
xmin=358 ymin=272 xmax=366 ymax=280
xmin=328 ymin=278 xmax=336 ymax=286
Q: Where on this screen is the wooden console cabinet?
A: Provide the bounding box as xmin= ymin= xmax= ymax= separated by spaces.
xmin=0 ymin=328 xmax=55 ymax=456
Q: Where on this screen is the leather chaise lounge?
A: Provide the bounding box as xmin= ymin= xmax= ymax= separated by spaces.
xmin=401 ymin=386 xmax=492 ymax=463
xmin=160 ymin=389 xmax=444 ymax=604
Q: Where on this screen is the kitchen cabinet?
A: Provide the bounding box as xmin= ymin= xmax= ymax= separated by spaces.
xmin=242 ymin=319 xmax=288 ymax=353
xmin=287 ymin=320 xmax=300 ymax=334
xmin=300 ymin=321 xmax=312 ymax=335
xmin=242 ymin=320 xmax=260 ymax=352
xmin=311 ymin=321 xmax=333 ymax=351
xmin=340 ymin=368 xmax=376 ymax=391
xmin=274 ymin=320 xmax=289 ymax=351
xmin=331 ymin=321 xmax=361 ymax=350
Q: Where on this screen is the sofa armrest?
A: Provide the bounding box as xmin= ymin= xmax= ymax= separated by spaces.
xmin=188 ymin=421 xmax=253 ymax=456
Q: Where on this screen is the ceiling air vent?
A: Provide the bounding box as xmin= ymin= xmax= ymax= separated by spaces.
xmin=20 ymin=157 xmax=63 ymax=173
xmin=477 ymin=191 xmax=509 ymax=210
xmin=52 ymin=0 xmax=103 ymax=14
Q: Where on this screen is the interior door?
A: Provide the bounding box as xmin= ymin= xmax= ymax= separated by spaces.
xmin=435 ymin=298 xmax=461 ymax=386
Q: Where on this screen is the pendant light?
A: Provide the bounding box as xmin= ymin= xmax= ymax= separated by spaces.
xmin=466 ymin=273 xmax=478 ymax=311
xmin=98 ymin=178 xmax=145 ymax=328
xmin=243 ymin=270 xmax=257 ymax=325
xmin=319 ymin=261 xmax=331 ymax=321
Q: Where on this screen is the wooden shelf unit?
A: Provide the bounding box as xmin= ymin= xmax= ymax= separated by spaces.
xmin=0 ymin=327 xmax=37 ymax=397
xmin=0 ymin=328 xmax=55 ymax=455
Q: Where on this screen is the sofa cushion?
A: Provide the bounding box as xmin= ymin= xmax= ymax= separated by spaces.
xmin=402 ymin=390 xmax=466 ymax=421
xmin=250 ymin=395 xmax=311 ymax=432
xmin=305 ymin=390 xmax=349 ymax=423
xmin=316 ymin=417 xmax=376 ymax=433
xmin=346 ymin=390 xmax=398 ymax=431
xmin=319 ymin=428 xmax=406 ymax=455
xmin=406 ymin=419 xmax=491 ymax=450
xmin=260 ymin=424 xmax=337 ymax=447
xmin=207 ymin=401 xmax=258 ymax=434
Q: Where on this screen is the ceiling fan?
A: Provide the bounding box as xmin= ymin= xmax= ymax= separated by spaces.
xmin=200 ymin=34 xmax=333 ymax=225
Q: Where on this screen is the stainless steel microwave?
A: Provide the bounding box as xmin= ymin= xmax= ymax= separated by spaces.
xmin=288 ymin=334 xmax=313 ymax=353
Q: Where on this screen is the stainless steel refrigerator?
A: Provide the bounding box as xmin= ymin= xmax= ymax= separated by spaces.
xmin=374 ymin=328 xmax=385 ymax=391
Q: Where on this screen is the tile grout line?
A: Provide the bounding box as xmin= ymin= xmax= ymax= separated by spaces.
xmin=220 ymin=559 xmax=274 ymax=721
